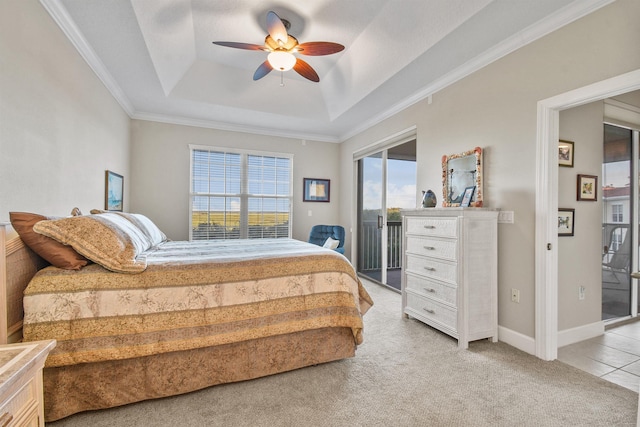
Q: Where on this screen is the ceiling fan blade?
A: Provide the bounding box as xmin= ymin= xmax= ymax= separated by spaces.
xmin=212 ymin=41 xmax=265 ymax=51
xmin=297 ymin=42 xmax=345 ymax=56
xmin=253 ymin=61 xmax=273 ymax=81
xmin=293 ymin=58 xmax=319 ymax=82
xmin=266 ymin=11 xmax=288 ymax=45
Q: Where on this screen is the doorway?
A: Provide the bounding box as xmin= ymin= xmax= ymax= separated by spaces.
xmin=536 ymin=69 xmax=640 ymax=361
xmin=356 ymin=140 xmax=416 ymax=291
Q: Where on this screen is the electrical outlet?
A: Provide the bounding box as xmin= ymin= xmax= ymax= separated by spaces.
xmin=579 ymin=286 xmax=586 ymax=300
xmin=511 ymin=288 xmax=520 ymax=303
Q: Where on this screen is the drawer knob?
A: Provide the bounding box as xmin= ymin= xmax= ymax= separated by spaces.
xmin=424 ymin=266 xmax=436 ymax=271
xmin=423 ymin=246 xmax=436 ymax=250
xmin=424 ymin=288 xmax=436 ymax=293
xmin=423 ymin=308 xmax=435 ymax=314
xmin=0 ymin=412 xmax=13 ymax=427
xmin=423 ymin=225 xmax=436 ymax=229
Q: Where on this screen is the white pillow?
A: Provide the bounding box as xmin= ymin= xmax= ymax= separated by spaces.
xmin=323 ymin=237 xmax=340 ymax=250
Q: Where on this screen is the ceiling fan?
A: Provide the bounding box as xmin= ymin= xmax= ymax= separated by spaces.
xmin=212 ymin=11 xmax=344 ymax=83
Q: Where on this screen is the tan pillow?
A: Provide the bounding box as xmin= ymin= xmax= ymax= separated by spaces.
xmin=9 ymin=212 xmax=89 ymax=270
xmin=33 ymin=213 xmax=150 ymax=273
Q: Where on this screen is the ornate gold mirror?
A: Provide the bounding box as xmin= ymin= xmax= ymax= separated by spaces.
xmin=442 ymin=147 xmax=483 ymax=207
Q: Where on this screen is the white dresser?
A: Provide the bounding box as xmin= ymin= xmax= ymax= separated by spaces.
xmin=401 ymin=208 xmax=498 ymax=349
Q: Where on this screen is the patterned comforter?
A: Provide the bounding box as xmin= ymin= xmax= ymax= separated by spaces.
xmin=22 ymin=239 xmax=373 ymax=368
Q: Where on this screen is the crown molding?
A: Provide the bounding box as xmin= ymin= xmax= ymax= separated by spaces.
xmin=338 ymin=0 xmax=616 ymax=142
xmin=39 ymin=0 xmax=135 ymax=116
xmin=131 ymin=112 xmax=341 ymax=143
xmin=40 ymin=0 xmax=614 ymax=144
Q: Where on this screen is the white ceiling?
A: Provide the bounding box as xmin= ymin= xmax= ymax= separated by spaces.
xmin=41 ymin=0 xmax=609 ymax=142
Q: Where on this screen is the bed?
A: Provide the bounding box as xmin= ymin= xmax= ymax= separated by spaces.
xmin=0 ymin=212 xmax=372 ymax=421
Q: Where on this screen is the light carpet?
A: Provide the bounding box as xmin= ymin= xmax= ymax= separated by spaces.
xmin=48 ymin=279 xmax=638 ymax=426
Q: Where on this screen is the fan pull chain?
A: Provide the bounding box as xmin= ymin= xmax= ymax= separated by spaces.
xmin=280 ymin=71 xmax=284 ymax=87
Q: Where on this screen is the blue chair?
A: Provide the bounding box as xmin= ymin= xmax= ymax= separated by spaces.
xmin=308 ymin=225 xmax=345 ymax=254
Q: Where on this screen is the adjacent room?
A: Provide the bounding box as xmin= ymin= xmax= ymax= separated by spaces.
xmin=1 ymin=0 xmax=639 ymax=425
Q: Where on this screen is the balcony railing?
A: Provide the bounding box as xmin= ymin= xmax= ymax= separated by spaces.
xmin=360 ymin=220 xmax=403 ymax=271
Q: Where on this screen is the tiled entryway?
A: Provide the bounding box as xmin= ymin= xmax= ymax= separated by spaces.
xmin=558 ymin=321 xmax=640 ymax=392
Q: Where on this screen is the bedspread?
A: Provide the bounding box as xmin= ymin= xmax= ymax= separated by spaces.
xmin=22 ymin=239 xmax=373 ymax=368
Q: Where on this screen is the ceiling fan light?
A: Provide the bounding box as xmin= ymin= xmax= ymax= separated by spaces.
xmin=267 ymin=51 xmax=296 ymax=71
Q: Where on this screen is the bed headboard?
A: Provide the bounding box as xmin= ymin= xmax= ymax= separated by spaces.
xmin=0 ymin=223 xmax=45 ymax=344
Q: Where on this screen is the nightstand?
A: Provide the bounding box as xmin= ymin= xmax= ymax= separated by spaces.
xmin=0 ymin=341 xmax=55 ymax=427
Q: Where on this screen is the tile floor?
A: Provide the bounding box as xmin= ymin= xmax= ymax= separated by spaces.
xmin=558 ymin=320 xmax=640 ymax=392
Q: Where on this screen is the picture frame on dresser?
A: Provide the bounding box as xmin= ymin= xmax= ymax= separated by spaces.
xmin=460 ymin=186 xmax=476 ymax=207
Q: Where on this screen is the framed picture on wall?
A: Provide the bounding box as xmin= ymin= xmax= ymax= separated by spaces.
xmin=577 ymin=174 xmax=597 ymax=201
xmin=558 ymin=208 xmax=575 ymax=236
xmin=303 ymin=178 xmax=330 ymax=202
xmin=558 ymin=140 xmax=574 ymax=167
xmin=105 ymin=170 xmax=124 ymax=211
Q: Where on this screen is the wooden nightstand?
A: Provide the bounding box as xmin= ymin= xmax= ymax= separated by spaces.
xmin=0 ymin=341 xmax=55 ymax=427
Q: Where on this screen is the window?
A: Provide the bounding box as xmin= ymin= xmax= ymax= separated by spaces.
xmin=612 ymin=204 xmax=624 ymax=223
xmin=190 ymin=146 xmax=292 ymax=240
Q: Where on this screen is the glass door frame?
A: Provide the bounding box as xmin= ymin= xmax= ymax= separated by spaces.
xmin=356 ymin=152 xmax=389 ymax=285
xmin=602 ymin=121 xmax=640 ymax=323
xmin=351 ymin=126 xmax=417 ymax=290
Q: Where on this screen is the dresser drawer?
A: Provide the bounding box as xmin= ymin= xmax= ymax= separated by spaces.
xmin=405 ymin=236 xmax=457 ymax=261
xmin=405 ymin=291 xmax=457 ymax=331
xmin=405 ymin=254 xmax=457 ymax=284
xmin=405 ymin=216 xmax=457 ymax=238
xmin=0 ymin=377 xmax=37 ymax=427
xmin=405 ymin=272 xmax=457 ymax=306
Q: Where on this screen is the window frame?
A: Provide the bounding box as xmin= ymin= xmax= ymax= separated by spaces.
xmin=189 ymin=144 xmax=294 ymax=240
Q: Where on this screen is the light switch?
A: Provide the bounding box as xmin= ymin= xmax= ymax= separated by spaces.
xmin=498 ymin=211 xmax=514 ymax=224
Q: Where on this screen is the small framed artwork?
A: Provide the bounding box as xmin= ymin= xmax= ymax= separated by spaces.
xmin=558 ymin=140 xmax=574 ymax=167
xmin=460 ymin=186 xmax=476 ymax=207
xmin=303 ymin=178 xmax=330 ymax=202
xmin=577 ymin=174 xmax=597 ymax=201
xmin=558 ymin=208 xmax=575 ymax=236
xmin=105 ymin=170 xmax=124 ymax=211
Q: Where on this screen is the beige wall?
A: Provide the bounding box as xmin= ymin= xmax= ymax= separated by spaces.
xmin=339 ymin=0 xmax=640 ymax=339
xmin=0 ymin=0 xmax=130 ymax=220
xmin=558 ymin=102 xmax=604 ymax=330
xmin=129 ymin=120 xmax=341 ymax=243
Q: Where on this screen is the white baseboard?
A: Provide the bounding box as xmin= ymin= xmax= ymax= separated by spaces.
xmin=557 ymin=321 xmax=604 ymax=347
xmin=498 ymin=326 xmax=536 ymax=356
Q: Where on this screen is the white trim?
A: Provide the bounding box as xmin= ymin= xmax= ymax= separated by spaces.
xmin=536 ymin=69 xmax=640 ymax=361
xmin=135 ymin=112 xmax=341 ymax=144
xmin=338 ymin=0 xmax=615 ymax=142
xmin=604 ymin=99 xmax=640 ymax=131
xmin=40 ymin=0 xmax=614 ymax=144
xmin=557 ymin=321 xmax=605 ymax=348
xmin=39 ymin=0 xmax=134 ymax=116
xmin=353 ymin=126 xmax=417 ymax=160
xmin=498 ymin=326 xmax=536 ymax=356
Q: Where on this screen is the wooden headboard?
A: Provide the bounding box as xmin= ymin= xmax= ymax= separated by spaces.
xmin=0 ymin=223 xmax=45 ymax=344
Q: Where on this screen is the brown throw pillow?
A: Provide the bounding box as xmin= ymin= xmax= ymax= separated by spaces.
xmin=9 ymin=212 xmax=89 ymax=270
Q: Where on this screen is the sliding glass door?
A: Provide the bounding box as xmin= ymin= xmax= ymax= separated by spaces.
xmin=602 ymin=123 xmax=639 ymax=320
xmin=357 ymin=140 xmax=416 ymax=291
